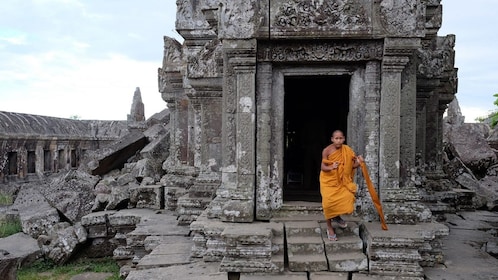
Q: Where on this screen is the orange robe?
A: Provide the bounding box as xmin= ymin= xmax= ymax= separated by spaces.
xmin=319 ymin=145 xmax=357 ymax=220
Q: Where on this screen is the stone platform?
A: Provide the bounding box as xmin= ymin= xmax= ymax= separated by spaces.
xmin=98 ymin=209 xmax=498 ymax=280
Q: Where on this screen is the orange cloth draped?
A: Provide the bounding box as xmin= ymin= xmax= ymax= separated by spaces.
xmin=319 ymin=145 xmax=357 ymax=220
xmin=359 ymin=162 xmax=388 ymax=230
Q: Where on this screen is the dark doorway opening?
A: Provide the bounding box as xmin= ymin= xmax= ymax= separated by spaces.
xmin=283 ymin=75 xmax=350 ymax=201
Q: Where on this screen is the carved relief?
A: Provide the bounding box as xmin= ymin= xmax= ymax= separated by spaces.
xmin=176 ymin=0 xmax=211 ymax=30
xmin=219 ymin=0 xmax=257 ymax=38
xmin=188 ymin=38 xmax=223 ymax=78
xmin=379 ymin=0 xmax=424 ymax=36
xmin=416 ymin=35 xmax=455 ymax=79
xmin=258 ymin=40 xmax=383 ymax=62
xmin=274 ymin=0 xmax=369 ymax=31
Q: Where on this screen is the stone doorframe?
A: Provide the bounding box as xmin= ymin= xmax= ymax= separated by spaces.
xmin=254 ymin=40 xmax=385 ymax=221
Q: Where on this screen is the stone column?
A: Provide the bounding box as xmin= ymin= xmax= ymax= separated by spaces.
xmin=218 ymin=39 xmax=257 ymax=222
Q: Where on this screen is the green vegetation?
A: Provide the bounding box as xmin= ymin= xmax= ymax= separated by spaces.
xmin=0 ymin=219 xmax=22 ymax=238
xmin=476 ymin=93 xmax=498 ymax=128
xmin=17 ymin=257 xmax=120 ymax=280
xmin=0 ymin=192 xmax=21 ymax=237
xmin=0 ymin=192 xmax=13 ymax=205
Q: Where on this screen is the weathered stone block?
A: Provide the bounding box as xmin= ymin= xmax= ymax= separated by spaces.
xmin=129 ymin=185 xmax=164 ymax=210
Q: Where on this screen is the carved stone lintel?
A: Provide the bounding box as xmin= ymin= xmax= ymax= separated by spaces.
xmin=257 ymin=40 xmax=383 ymax=62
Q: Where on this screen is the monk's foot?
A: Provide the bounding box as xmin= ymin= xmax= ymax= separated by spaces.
xmin=327 ymin=229 xmax=338 ymax=241
xmin=333 ymin=216 xmax=348 ymax=229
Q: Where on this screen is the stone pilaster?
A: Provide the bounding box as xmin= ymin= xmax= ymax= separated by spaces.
xmin=359 ymin=60 xmax=382 ymax=221
xmin=158 ymin=37 xmax=198 ymax=214
xmin=179 ymin=80 xmax=223 ymax=225
xmin=218 ymin=39 xmax=257 ymax=222
xmin=400 ymin=58 xmax=417 ymax=172
xmin=255 ymin=62 xmax=278 ymax=220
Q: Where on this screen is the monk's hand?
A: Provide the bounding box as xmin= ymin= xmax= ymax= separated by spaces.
xmin=356 ymin=156 xmax=364 ymax=164
xmin=332 ymin=161 xmax=340 ymax=169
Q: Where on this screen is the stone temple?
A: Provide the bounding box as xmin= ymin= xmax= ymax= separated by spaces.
xmin=1 ymin=0 xmax=462 ymax=278
xmin=154 ymin=0 xmax=457 ymax=276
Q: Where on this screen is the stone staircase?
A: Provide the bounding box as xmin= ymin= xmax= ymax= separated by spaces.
xmin=320 ymin=222 xmax=368 ymax=272
xmin=285 ymin=219 xmax=368 ymax=272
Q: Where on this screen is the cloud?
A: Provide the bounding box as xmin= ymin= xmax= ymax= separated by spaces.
xmin=0 ymin=0 xmax=176 ymax=120
xmin=0 ymin=50 xmax=166 ymax=120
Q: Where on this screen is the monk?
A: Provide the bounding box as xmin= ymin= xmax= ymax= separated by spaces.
xmin=320 ymin=130 xmax=363 ymax=241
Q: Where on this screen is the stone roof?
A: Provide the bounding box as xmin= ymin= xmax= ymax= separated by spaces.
xmin=0 ymin=111 xmax=128 ymax=140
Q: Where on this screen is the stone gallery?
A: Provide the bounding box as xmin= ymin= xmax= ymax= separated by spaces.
xmin=155 ymin=0 xmax=456 ymax=276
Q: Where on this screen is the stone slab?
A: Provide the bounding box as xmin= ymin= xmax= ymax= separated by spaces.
xmin=240 ymin=271 xmax=308 ymax=279
xmin=137 ymin=253 xmax=191 ymax=269
xmin=127 ymin=261 xmax=225 ymax=280
xmin=423 ymin=228 xmax=498 ymax=280
xmin=144 ymin=235 xmax=192 ymax=252
xmin=136 ymin=241 xmax=193 ymax=269
xmin=148 ymin=242 xmax=192 ymax=255
xmin=288 ymin=253 xmax=328 ymax=272
xmin=352 ymin=274 xmax=423 ymax=280
xmin=69 ymin=272 xmax=114 ymax=280
xmin=0 ymin=232 xmax=41 ymax=266
xmin=310 ymin=271 xmax=349 ymax=280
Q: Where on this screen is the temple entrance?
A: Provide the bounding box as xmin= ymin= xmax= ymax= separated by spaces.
xmin=283 ymin=75 xmax=350 ymax=202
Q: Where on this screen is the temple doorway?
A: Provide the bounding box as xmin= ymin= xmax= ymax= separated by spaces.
xmin=283 ymin=75 xmax=350 ymax=202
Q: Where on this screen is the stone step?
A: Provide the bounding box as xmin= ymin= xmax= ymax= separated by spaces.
xmin=272 ymin=202 xmax=324 ymax=219
xmin=288 ymin=253 xmax=328 ymax=272
xmin=326 ymin=251 xmax=368 ymax=272
xmin=287 ymin=235 xmax=325 ymax=254
xmin=135 ymin=241 xmax=193 ymax=270
xmin=323 ymin=234 xmax=363 ymax=253
xmin=285 ymin=221 xmax=322 ymax=237
xmin=319 ymin=220 xmax=360 ymax=237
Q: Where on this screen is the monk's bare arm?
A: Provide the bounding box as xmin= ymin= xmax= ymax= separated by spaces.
xmin=321 ymin=147 xmax=334 ymax=172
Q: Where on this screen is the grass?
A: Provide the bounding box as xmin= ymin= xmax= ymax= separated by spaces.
xmin=0 ymin=191 xmax=22 ymax=238
xmin=17 ymin=257 xmax=121 ymax=280
xmin=0 ymin=192 xmax=13 ymax=205
xmin=0 ymin=219 xmax=22 ymax=238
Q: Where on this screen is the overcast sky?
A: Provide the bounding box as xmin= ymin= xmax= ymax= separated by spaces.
xmin=0 ymin=0 xmax=496 ymax=122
